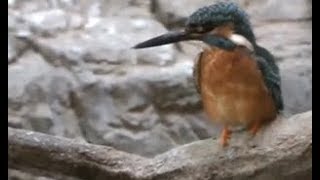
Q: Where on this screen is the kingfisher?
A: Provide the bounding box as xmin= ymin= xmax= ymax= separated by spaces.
xmin=133 ymin=2 xmax=283 ymax=146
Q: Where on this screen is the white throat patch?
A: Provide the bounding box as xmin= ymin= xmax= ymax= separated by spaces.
xmin=229 ymin=34 xmax=254 ymax=52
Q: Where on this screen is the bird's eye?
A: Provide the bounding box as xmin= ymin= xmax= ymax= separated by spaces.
xmin=187 ymin=25 xmax=214 ymax=34
xmin=195 ymin=26 xmax=204 ymax=32
xmin=186 ymin=25 xmax=202 ymax=33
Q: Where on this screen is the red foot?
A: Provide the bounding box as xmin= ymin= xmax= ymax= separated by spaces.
xmin=220 ymin=127 xmax=231 ymax=147
xmin=249 ymin=121 xmax=262 ymax=136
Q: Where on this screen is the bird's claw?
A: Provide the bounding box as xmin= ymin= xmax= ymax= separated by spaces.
xmin=220 ymin=127 xmax=231 ymax=147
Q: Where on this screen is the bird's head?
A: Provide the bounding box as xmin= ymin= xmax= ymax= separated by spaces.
xmin=133 ymin=2 xmax=256 ymax=51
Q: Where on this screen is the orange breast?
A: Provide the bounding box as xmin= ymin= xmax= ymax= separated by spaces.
xmin=199 ymin=48 xmax=277 ymax=126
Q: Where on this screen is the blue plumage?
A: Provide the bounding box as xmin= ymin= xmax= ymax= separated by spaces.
xmin=186 ymin=2 xmax=256 ymax=44
xmin=186 ymin=1 xmax=283 ymax=112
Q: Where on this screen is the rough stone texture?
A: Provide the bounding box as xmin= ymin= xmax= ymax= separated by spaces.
xmin=8 ymin=50 xmax=84 ymax=140
xmin=242 ymin=0 xmax=312 ymax=22
xmin=151 ymin=0 xmax=219 ymax=28
xmin=8 ymin=50 xmax=53 ymax=104
xmin=8 ymin=0 xmax=51 ymax=13
xmin=21 ymin=9 xmax=84 ymax=36
xmin=63 ymin=61 xmax=211 ymax=156
xmin=9 ymin=16 xmax=208 ymax=157
xmin=8 ymin=0 xmax=312 ymax=179
xmin=152 ymin=0 xmax=312 ymax=28
xmin=8 ymin=111 xmax=312 ymax=180
xmin=28 ymin=17 xmax=177 ymax=66
xmin=8 ymin=169 xmax=78 ymax=180
xmin=8 ymin=11 xmax=28 ymax=64
xmin=254 ymin=21 xmax=312 ymax=115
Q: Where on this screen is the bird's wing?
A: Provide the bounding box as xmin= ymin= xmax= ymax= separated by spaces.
xmin=193 ymin=52 xmax=203 ymax=94
xmin=255 ymin=46 xmax=284 ymax=112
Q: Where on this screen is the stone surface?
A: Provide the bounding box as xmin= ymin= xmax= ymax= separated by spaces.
xmin=254 ymin=21 xmax=312 ymax=115
xmin=151 ymin=0 xmax=218 ymax=28
xmin=9 ymin=169 xmax=79 ymax=180
xmin=9 ymin=169 xmax=55 ymax=180
xmin=9 ymin=0 xmax=152 ymax=19
xmin=8 ymin=51 xmax=53 ymax=103
xmin=8 ymin=36 xmax=19 ymax=63
xmin=27 ymin=17 xmax=176 ymax=66
xmin=8 ymin=12 xmax=28 ymax=64
xmin=8 ymin=0 xmax=51 ymax=13
xmin=68 ymin=62 xmax=210 ymax=156
xmin=242 ymin=0 xmax=312 ymax=22
xmin=152 ymin=0 xmax=312 ymax=28
xmin=8 ymin=50 xmax=83 ymax=140
xmin=22 ymin=9 xmax=69 ymax=36
xmin=98 ymin=0 xmax=152 ymax=17
xmin=8 ymin=111 xmax=312 ymax=180
xmin=20 ymin=9 xmax=84 ymax=36
xmin=9 ymin=20 xmax=209 ymax=157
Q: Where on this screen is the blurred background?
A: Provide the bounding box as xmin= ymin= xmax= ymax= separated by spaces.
xmin=8 ymin=0 xmax=311 ymax=179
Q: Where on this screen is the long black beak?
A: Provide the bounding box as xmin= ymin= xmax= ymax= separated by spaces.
xmin=133 ymin=31 xmax=199 ymax=49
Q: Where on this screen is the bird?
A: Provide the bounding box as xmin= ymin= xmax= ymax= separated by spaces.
xmin=133 ymin=2 xmax=283 ymax=147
